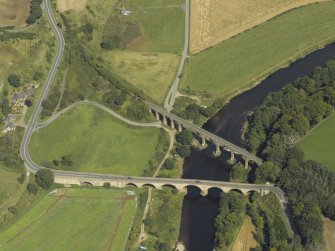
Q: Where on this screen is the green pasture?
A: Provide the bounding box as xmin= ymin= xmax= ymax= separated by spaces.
xmin=0 ymin=165 xmax=21 ymax=207
xmin=30 ymin=105 xmax=161 ymax=176
xmin=0 ymin=188 xmax=136 ymax=251
xmin=300 ymin=113 xmax=335 ymax=171
xmin=180 ymin=2 xmax=335 ymax=103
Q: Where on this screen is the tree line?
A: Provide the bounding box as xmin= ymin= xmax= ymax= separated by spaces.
xmin=245 ymin=59 xmax=335 ymax=249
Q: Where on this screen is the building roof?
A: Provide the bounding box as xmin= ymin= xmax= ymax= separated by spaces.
xmin=12 ymin=93 xmax=26 ymax=104
xmin=25 ymin=86 xmax=36 ymax=99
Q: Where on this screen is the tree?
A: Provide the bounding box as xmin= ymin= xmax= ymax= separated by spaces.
xmin=7 ymin=74 xmax=21 ymax=87
xmin=17 ymin=174 xmax=25 ymax=184
xmin=25 ymin=99 xmax=33 ymax=107
xmin=163 ymin=158 xmax=175 ymax=170
xmin=27 ymin=183 xmax=38 ymax=194
xmin=176 ymin=144 xmax=190 ymax=158
xmin=61 ymin=155 xmax=73 ymax=166
xmin=176 ymin=130 xmax=193 ymax=145
xmin=35 ymin=169 xmax=54 ymax=189
xmin=255 ymin=161 xmax=281 ymax=183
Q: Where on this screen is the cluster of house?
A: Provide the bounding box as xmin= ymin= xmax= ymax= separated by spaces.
xmin=1 ymin=86 xmax=36 ymax=134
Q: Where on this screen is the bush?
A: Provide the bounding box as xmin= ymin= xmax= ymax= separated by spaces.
xmin=7 ymin=74 xmax=21 ymax=87
xmin=176 ymin=144 xmax=190 ymax=158
xmin=27 ymin=183 xmax=38 ymax=194
xmin=8 ymin=206 xmax=18 ymax=215
xmin=26 ymin=0 xmax=43 ymax=24
xmin=35 ymin=169 xmax=54 ymax=189
xmin=103 ymin=182 xmax=111 ymax=188
xmin=17 ymin=174 xmax=25 ymax=184
xmin=163 ymin=159 xmax=175 ymax=170
xmin=61 ymin=155 xmax=73 ymax=166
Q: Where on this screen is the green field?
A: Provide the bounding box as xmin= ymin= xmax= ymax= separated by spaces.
xmin=180 ymin=2 xmax=335 ymax=103
xmin=103 ymin=50 xmax=180 ymax=104
xmin=125 ymin=0 xmax=185 ymax=53
xmin=0 ymin=166 xmax=21 ymax=207
xmin=30 ymin=106 xmax=161 ymax=175
xmin=0 ymin=188 xmax=136 ymax=251
xmin=300 ymin=113 xmax=335 ymax=171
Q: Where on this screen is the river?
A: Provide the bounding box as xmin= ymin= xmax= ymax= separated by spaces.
xmin=177 ymin=43 xmax=335 ymax=251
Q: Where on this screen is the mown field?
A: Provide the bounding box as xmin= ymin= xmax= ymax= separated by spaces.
xmin=190 ymin=0 xmax=327 ymax=53
xmin=324 ymin=217 xmax=335 ymax=251
xmin=103 ymin=51 xmax=180 ymax=103
xmin=180 ymin=1 xmax=335 ymax=104
xmin=231 ymin=216 xmax=257 ymax=251
xmin=0 ymin=188 xmax=136 ymax=251
xmin=30 ymin=106 xmax=161 ymax=176
xmin=0 ymin=166 xmax=21 ymax=207
xmin=300 ymin=113 xmax=335 ymax=171
xmin=0 ymin=0 xmax=30 ymax=27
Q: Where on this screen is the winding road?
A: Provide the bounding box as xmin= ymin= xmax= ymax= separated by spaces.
xmin=19 ymin=0 xmax=293 ymax=236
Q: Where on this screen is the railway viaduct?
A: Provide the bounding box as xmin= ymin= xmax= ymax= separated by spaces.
xmin=145 ymin=101 xmax=263 ymax=168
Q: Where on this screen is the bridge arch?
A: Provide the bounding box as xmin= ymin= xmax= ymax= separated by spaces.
xmin=161 ymin=184 xmax=178 ymax=190
xmin=228 ymin=188 xmax=245 ymax=195
xmin=125 ymin=183 xmax=138 ymax=188
xmin=81 ymin=181 xmax=94 ymax=186
xmin=141 ymin=184 xmax=157 ymax=189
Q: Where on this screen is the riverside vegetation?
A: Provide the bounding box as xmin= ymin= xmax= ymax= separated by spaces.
xmin=245 ymin=58 xmax=335 ymax=249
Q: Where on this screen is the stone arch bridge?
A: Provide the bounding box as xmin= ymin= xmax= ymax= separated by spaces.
xmin=53 ymin=171 xmax=287 ymax=204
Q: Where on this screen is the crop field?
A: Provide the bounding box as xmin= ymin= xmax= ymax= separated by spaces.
xmin=57 ymin=0 xmax=88 ymax=12
xmin=103 ymin=51 xmax=180 ymax=104
xmin=300 ymin=113 xmax=335 ymax=171
xmin=0 ymin=0 xmax=30 ymax=27
xmin=0 ymin=188 xmax=136 ymax=251
xmin=0 ymin=166 xmax=21 ymax=207
xmin=231 ymin=217 xmax=257 ymax=251
xmin=180 ymin=1 xmax=335 ymax=104
xmin=190 ymin=0 xmax=327 ymax=53
xmin=30 ymin=105 xmax=161 ymax=176
xmin=324 ymin=217 xmax=335 ymax=251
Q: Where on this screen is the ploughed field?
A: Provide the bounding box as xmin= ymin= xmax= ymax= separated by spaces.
xmin=190 ymin=0 xmax=327 ymax=53
xmin=181 ymin=1 xmax=335 ymax=104
xmin=30 ymin=106 xmax=161 ymax=176
xmin=300 ymin=113 xmax=335 ymax=171
xmin=0 ymin=0 xmax=30 ymax=27
xmin=0 ymin=188 xmax=136 ymax=251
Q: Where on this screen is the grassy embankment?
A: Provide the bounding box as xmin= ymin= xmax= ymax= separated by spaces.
xmin=231 ymin=216 xmax=257 ymax=251
xmin=180 ymin=1 xmax=335 ymax=105
xmin=0 ymin=165 xmax=22 ymax=207
xmin=300 ymin=113 xmax=335 ymax=171
xmin=30 ymin=105 xmax=162 ymax=176
xmin=0 ymin=188 xmax=137 ymax=251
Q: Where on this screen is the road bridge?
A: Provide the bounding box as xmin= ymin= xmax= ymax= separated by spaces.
xmin=145 ymin=101 xmax=263 ymax=167
xmin=53 ymin=171 xmax=286 ymax=202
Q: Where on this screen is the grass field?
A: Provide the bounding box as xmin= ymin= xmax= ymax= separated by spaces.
xmin=231 ymin=216 xmax=257 ymax=251
xmin=0 ymin=188 xmax=136 ymax=251
xmin=0 ymin=166 xmax=21 ymax=207
xmin=0 ymin=45 xmax=23 ymax=86
xmin=57 ymin=0 xmax=88 ymax=12
xmin=0 ymin=0 xmax=30 ymax=27
xmin=190 ymin=0 xmax=327 ymax=53
xmin=300 ymin=113 xmax=335 ymax=171
xmin=324 ymin=217 xmax=335 ymax=251
xmin=180 ymin=1 xmax=335 ymax=104
xmin=30 ymin=105 xmax=161 ymax=175
xmin=124 ymin=0 xmax=185 ymax=53
xmin=103 ymin=50 xmax=180 ymax=104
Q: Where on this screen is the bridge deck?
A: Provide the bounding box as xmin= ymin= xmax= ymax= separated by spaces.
xmin=145 ymin=101 xmax=262 ymax=165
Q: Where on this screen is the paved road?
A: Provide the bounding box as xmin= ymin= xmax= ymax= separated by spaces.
xmin=164 ymin=0 xmax=190 ymax=112
xmin=35 ymin=100 xmax=161 ymax=130
xmin=20 ymin=0 xmax=65 ymax=173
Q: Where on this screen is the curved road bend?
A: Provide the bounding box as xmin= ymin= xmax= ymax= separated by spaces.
xmin=164 ymin=0 xmax=190 ymax=112
xmin=35 ymin=100 xmax=162 ymax=130
xmin=20 ymin=0 xmax=65 ymax=173
xmin=20 ymin=0 xmax=293 ymax=236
